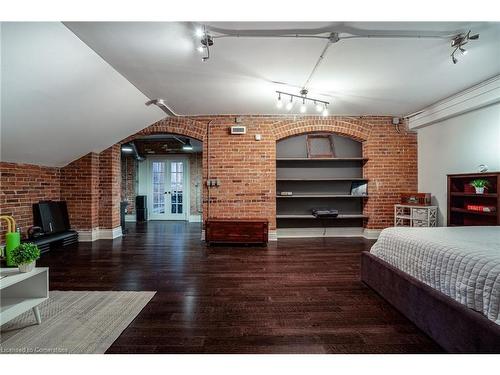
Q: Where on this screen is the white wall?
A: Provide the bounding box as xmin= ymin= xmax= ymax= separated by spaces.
xmin=418 ymin=102 xmax=500 ymax=225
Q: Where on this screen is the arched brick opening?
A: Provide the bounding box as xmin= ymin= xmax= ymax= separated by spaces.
xmin=120 ymin=117 xmax=207 ymax=144
xmin=272 ymin=118 xmax=371 ymax=142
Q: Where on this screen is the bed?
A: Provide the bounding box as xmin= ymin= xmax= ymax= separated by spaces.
xmin=361 ymin=226 xmax=500 ymax=353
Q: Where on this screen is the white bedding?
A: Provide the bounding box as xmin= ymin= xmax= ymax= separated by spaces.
xmin=370 ymin=226 xmax=500 ymax=325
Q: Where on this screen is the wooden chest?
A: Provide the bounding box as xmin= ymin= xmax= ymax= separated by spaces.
xmin=205 ymin=219 xmax=269 ymax=245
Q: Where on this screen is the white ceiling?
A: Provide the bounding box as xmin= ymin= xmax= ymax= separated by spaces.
xmin=1 ymin=22 xmax=164 ymax=167
xmin=1 ymin=22 xmax=499 ymax=167
xmin=66 ymin=21 xmax=500 ymax=116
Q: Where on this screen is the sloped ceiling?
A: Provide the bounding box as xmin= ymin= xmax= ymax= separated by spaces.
xmin=1 ymin=22 xmax=164 ymax=167
xmin=2 ymin=22 xmax=500 ymax=167
xmin=65 ymin=22 xmax=500 ymax=116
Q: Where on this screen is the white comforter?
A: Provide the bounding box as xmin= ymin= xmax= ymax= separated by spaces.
xmin=370 ymin=226 xmax=500 ymax=325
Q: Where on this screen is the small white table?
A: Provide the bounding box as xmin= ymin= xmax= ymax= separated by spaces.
xmin=0 ymin=267 xmax=49 ymax=326
xmin=394 ymin=204 xmax=438 ymax=227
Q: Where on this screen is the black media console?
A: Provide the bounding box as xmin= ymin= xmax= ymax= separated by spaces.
xmin=30 ymin=201 xmax=78 ymax=253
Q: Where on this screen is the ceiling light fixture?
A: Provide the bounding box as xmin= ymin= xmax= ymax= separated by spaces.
xmin=195 ymin=26 xmax=213 ymax=62
xmin=121 ymin=145 xmax=133 ymax=153
xmin=276 ymin=93 xmax=283 ymax=108
xmin=182 ymin=139 xmax=193 ymax=151
xmin=450 ymin=30 xmax=479 ymax=64
xmin=276 ymin=89 xmax=330 ymax=115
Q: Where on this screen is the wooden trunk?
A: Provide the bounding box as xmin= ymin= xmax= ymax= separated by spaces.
xmin=205 ymin=219 xmax=269 ymax=245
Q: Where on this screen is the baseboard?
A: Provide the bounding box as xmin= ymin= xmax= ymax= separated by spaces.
xmin=99 ymin=226 xmax=123 ymax=240
xmin=362 ymin=228 xmax=382 ymax=239
xmin=276 ymin=227 xmax=381 ymax=239
xmin=77 ymin=226 xmax=122 ymax=242
xmin=189 ymin=214 xmax=202 ymax=223
xmin=125 ymin=214 xmax=136 ymax=222
xmin=77 ymin=228 xmax=100 ymax=242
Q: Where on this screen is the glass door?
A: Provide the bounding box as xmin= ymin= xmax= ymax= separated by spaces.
xmin=150 ymin=158 xmax=187 ymax=220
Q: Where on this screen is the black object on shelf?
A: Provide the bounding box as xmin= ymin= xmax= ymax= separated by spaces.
xmin=120 ymin=201 xmax=129 ymax=234
xmin=312 ymin=208 xmax=339 ymax=218
xmin=136 ymin=195 xmax=147 ymax=209
xmin=31 ymin=201 xmax=78 ymax=253
xmin=136 ymin=208 xmax=148 ymax=222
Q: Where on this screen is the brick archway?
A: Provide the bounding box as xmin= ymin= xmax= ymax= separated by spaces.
xmin=121 ymin=117 xmax=207 ymax=143
xmin=271 ymin=117 xmax=371 ymax=142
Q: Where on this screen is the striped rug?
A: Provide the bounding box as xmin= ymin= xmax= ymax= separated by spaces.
xmin=0 ymin=290 xmax=155 ymax=354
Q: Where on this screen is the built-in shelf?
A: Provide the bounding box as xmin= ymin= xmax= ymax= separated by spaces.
xmin=277 ymin=157 xmax=368 ymax=161
xmin=450 ymin=192 xmax=498 ymax=198
xmin=450 ymin=207 xmax=497 ymax=216
xmin=277 ymin=194 xmax=368 ymax=198
xmin=277 ymin=214 xmax=368 ymax=219
xmin=276 ymin=133 xmax=368 ymax=235
xmin=277 ymin=177 xmax=368 ymax=181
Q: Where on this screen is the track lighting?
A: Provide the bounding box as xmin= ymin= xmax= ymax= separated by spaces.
xmin=276 ymin=93 xmax=283 ymax=108
xmin=300 ymin=101 xmax=307 ymax=113
xmin=195 ymin=26 xmax=213 ymax=62
xmin=275 ymin=90 xmax=330 ymax=115
xmin=322 ymin=105 xmax=329 ymax=117
xmin=195 ymin=28 xmax=204 ymax=38
xmin=450 ymin=30 xmax=479 ymax=64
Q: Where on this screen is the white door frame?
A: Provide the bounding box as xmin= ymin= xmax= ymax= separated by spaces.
xmin=146 ymin=156 xmax=190 ymax=221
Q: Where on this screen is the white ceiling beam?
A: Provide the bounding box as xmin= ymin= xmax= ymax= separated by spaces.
xmin=407 ymin=75 xmax=500 ymax=129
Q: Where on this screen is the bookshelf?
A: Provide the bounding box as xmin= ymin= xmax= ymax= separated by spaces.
xmin=276 ymin=133 xmax=368 ymax=236
xmin=447 ymin=172 xmax=500 ymax=226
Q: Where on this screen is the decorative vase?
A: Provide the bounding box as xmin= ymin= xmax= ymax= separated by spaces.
xmin=18 ymin=261 xmax=35 ymax=273
xmin=475 ymin=187 xmax=484 ymax=194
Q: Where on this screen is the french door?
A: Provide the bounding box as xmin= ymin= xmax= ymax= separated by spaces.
xmin=149 ymin=158 xmax=188 ymax=220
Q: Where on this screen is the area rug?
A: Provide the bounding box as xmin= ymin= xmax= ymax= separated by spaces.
xmin=0 ymin=290 xmax=155 ymax=354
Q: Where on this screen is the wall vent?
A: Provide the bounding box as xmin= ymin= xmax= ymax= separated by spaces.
xmin=230 ymin=125 xmax=246 ymax=135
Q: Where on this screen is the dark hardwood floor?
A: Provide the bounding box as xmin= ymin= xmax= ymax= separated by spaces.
xmin=37 ymin=221 xmax=443 ymax=354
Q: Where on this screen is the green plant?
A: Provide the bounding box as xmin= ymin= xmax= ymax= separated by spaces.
xmin=470 ymin=179 xmax=490 ymax=188
xmin=12 ymin=243 xmax=40 ymax=265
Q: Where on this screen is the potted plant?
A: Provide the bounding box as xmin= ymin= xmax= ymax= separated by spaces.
xmin=470 ymin=179 xmax=489 ymax=194
xmin=12 ymin=243 xmax=40 ymax=273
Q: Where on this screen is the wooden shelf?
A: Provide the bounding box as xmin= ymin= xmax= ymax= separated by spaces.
xmin=450 ymin=192 xmax=498 ymax=198
xmin=277 ymin=214 xmax=368 ymax=219
xmin=277 ymin=194 xmax=368 ymax=198
xmin=276 ymin=157 xmax=368 ymax=161
xmin=276 ymin=177 xmax=368 ymax=181
xmin=450 ymin=207 xmax=497 ymax=216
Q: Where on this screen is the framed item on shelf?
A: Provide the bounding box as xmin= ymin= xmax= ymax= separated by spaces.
xmin=306 ymin=133 xmax=335 ymax=158
xmin=351 ymin=182 xmax=368 ymax=196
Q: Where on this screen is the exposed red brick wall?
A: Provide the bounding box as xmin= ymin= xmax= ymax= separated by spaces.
xmin=122 ymin=115 xmax=417 ymax=231
xmin=60 ymin=153 xmax=100 ymax=231
xmin=189 ymin=153 xmax=202 ymax=216
xmin=121 ymin=156 xmax=136 ymax=214
xmin=1 ymin=115 xmax=417 ymax=243
xmin=0 ymin=162 xmax=61 ymax=242
xmin=99 ymin=145 xmax=121 ymax=229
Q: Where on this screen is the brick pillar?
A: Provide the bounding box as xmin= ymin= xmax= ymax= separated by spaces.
xmin=60 ymin=153 xmax=100 ymax=235
xmin=99 ymin=145 xmax=122 ymax=235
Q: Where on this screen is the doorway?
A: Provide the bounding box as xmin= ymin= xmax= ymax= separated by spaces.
xmin=148 ymin=156 xmax=189 ymax=220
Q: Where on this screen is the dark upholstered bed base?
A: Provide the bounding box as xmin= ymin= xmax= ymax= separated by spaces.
xmin=361 ymin=252 xmax=500 ymax=353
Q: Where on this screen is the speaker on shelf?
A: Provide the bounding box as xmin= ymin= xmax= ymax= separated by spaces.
xmin=136 ymin=195 xmax=147 ymax=209
xmin=136 ymin=208 xmax=148 ymax=222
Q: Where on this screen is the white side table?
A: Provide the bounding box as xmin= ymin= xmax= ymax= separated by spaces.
xmin=394 ymin=204 xmax=438 ymax=227
xmin=0 ymin=267 xmax=49 ymax=326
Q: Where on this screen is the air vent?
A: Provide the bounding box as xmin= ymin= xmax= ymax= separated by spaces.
xmin=230 ymin=125 xmax=246 ymax=135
